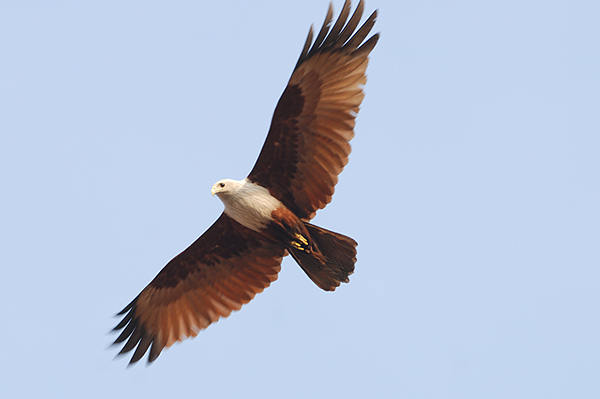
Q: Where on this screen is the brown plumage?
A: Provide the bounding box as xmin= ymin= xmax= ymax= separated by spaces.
xmin=113 ymin=0 xmax=378 ymax=365
xmin=249 ymin=0 xmax=378 ymax=220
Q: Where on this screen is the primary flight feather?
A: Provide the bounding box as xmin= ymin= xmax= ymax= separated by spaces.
xmin=112 ymin=0 xmax=379 ymax=364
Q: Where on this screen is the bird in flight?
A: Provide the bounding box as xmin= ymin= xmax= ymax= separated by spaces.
xmin=112 ymin=0 xmax=379 ymax=364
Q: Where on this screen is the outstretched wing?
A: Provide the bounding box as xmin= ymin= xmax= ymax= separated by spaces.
xmin=248 ymin=0 xmax=379 ymax=221
xmin=112 ymin=213 xmax=284 ymax=364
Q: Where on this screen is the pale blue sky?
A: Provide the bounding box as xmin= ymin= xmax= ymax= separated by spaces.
xmin=1 ymin=1 xmax=599 ymax=398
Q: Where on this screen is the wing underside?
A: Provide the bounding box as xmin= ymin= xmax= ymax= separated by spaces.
xmin=248 ymin=0 xmax=379 ymax=220
xmin=112 ymin=213 xmax=284 ymax=364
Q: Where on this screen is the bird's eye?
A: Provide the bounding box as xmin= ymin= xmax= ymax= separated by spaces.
xmin=219 ymin=183 xmax=225 ymax=188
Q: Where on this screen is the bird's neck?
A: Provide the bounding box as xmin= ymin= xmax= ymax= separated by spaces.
xmin=219 ymin=179 xmax=283 ymax=232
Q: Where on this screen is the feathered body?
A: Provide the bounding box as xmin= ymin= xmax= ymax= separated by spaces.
xmin=211 ymin=178 xmax=283 ymax=232
xmin=113 ymin=0 xmax=379 ymax=364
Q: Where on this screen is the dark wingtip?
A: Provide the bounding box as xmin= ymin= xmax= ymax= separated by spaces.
xmin=111 ymin=294 xmax=158 ymax=365
xmin=295 ymin=0 xmax=379 ymax=70
xmin=354 ymin=32 xmax=380 ymax=56
xmin=115 ymin=295 xmax=138 ymax=316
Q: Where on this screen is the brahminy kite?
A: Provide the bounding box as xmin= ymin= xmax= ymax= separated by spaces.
xmin=112 ymin=0 xmax=378 ymax=364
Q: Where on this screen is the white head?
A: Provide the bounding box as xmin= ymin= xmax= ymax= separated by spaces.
xmin=210 ymin=177 xmax=283 ymax=232
xmin=211 ymin=178 xmax=243 ymax=198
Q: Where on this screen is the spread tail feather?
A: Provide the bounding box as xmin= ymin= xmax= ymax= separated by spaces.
xmin=289 ymin=224 xmax=357 ymax=291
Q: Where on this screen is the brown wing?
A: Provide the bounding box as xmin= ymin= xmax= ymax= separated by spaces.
xmin=112 ymin=213 xmax=285 ymax=364
xmin=248 ymin=0 xmax=379 ymax=220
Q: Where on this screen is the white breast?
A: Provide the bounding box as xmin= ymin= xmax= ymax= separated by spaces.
xmin=218 ymin=178 xmax=282 ymax=232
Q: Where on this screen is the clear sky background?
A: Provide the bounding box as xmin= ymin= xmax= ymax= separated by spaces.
xmin=1 ymin=1 xmax=599 ymax=398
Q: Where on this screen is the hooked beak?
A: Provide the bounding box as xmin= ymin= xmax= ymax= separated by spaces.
xmin=211 ymin=186 xmax=217 ymax=196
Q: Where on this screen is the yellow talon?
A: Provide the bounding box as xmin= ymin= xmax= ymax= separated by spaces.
xmin=291 ymin=234 xmax=309 ymax=251
xmin=294 ymin=233 xmax=308 ymax=246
